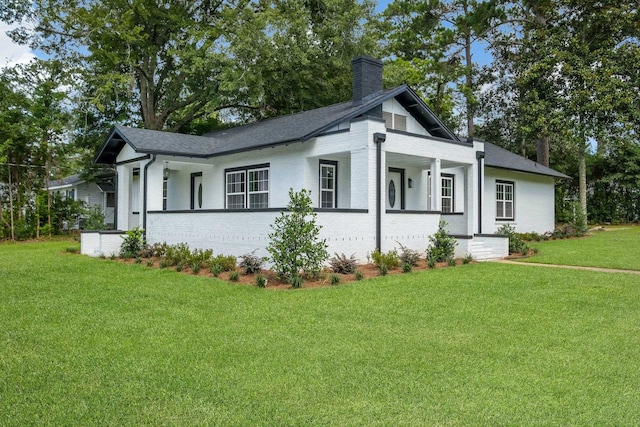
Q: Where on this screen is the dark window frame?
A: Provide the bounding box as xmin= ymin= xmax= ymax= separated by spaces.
xmin=224 ymin=163 xmax=270 ymax=210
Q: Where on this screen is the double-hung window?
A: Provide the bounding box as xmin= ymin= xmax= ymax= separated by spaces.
xmin=496 ymin=181 xmax=514 ymax=220
xmin=225 ymin=164 xmax=269 ymax=209
xmin=319 ymin=160 xmax=337 ymax=208
xmin=441 ymin=175 xmax=454 ymax=213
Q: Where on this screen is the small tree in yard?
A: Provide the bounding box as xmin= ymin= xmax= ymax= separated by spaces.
xmin=267 ymin=189 xmax=329 ymax=286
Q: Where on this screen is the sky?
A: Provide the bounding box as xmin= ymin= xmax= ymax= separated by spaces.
xmin=0 ymin=22 xmax=36 ymax=68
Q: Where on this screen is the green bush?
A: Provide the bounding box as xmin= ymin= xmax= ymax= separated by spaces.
xmin=83 ymin=205 xmax=105 ymax=231
xmin=330 ymin=274 xmax=340 ymax=285
xmin=256 ymin=275 xmax=268 ymax=288
xmin=229 ymin=271 xmax=239 ymax=282
xmin=372 ymin=249 xmax=400 ymax=270
xmin=355 ymin=270 xmax=364 ymax=281
xmin=211 ymin=254 xmax=237 ymax=272
xmin=426 ymin=221 xmax=457 ymax=262
xmin=402 ymin=262 xmax=412 ymax=273
xmin=120 ymin=227 xmax=145 ymax=258
xmin=267 ymin=188 xmax=329 ymax=282
xmin=496 ymin=224 xmax=529 ymax=255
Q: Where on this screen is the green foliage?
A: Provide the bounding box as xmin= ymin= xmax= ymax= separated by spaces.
xmin=164 ymin=243 xmax=191 ymax=267
xmin=210 ymin=264 xmax=223 ymax=277
xmin=426 ymin=221 xmax=457 ymax=262
xmin=229 ymin=271 xmax=240 ymax=282
xmin=496 ymin=224 xmax=529 ymax=255
xmin=372 ymin=249 xmax=400 ymax=270
xmin=329 ymin=253 xmax=357 ymax=274
xmin=267 ymin=188 xmax=329 ymax=282
xmin=330 ymin=274 xmax=340 ymax=285
xmin=211 ymin=254 xmax=236 ymax=272
xmin=447 ymin=257 xmax=457 ymax=267
xmin=402 ymin=262 xmax=412 ymax=273
xmin=238 ymin=251 xmax=264 ymax=274
xmin=255 ymin=275 xmax=267 ymax=288
xmin=65 ymin=246 xmax=80 ymax=253
xmin=290 ymin=274 xmax=303 ymax=289
xmin=463 ymin=253 xmax=473 ymax=265
xmin=379 ymin=264 xmax=389 ymax=276
xmin=120 ymin=227 xmax=145 ymax=259
xmin=427 ymin=256 xmax=437 ymax=269
xmin=83 ymin=204 xmax=105 ymax=231
xmin=355 ymin=270 xmax=364 ymax=281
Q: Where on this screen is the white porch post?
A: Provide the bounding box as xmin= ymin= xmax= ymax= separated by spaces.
xmin=116 ymin=165 xmax=130 ymax=230
xmin=350 ymin=148 xmax=369 ymax=210
xmin=465 ymin=163 xmax=475 ymax=235
xmin=431 ymin=158 xmax=442 ymax=211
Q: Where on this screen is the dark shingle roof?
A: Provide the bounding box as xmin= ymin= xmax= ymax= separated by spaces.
xmin=484 ymin=142 xmax=570 ymax=179
xmin=94 ymin=85 xmax=460 ymax=164
xmin=48 ymin=174 xmax=83 ymax=189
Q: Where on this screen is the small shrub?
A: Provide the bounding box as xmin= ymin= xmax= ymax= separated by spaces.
xmin=211 ymin=254 xmax=236 ymax=272
xmin=159 ymin=258 xmax=168 ymax=269
xmin=290 ymin=274 xmax=303 ymax=288
xmin=426 ymin=221 xmax=457 ymax=262
xmin=447 ymin=257 xmax=457 ymax=267
xmin=83 ymin=205 xmax=106 ymax=231
xmin=190 ymin=248 xmax=214 ymax=269
xmin=120 ymin=227 xmax=145 ymax=258
xmin=109 ymin=253 xmax=117 ymax=260
xmin=462 ymin=253 xmax=473 ymax=265
xmin=533 ymin=247 xmax=539 ymax=254
xmin=330 ymin=274 xmax=340 ymax=285
xmin=496 ymin=224 xmax=529 ymax=255
xmin=134 ymin=257 xmax=142 ymax=264
xmin=256 ymin=275 xmax=267 ymax=288
xmin=372 ymin=249 xmax=400 ymax=270
xmin=146 ymin=259 xmax=154 ymax=267
xmin=329 ymin=253 xmax=357 ymax=274
xmin=175 ymin=262 xmax=183 ymax=272
xmin=229 ymin=271 xmax=240 ymax=282
xmin=397 ymin=243 xmax=421 ymax=266
xmin=210 ymin=263 xmax=223 ymax=277
xmin=191 ymin=262 xmax=202 ymax=274
xmin=379 ymin=264 xmax=388 ymax=276
xmin=402 ymin=262 xmax=412 ymax=273
xmin=355 ymin=270 xmax=364 ymax=281
xmin=239 ymin=250 xmax=264 ymax=274
xmin=427 ymin=256 xmax=436 ymax=269
xmin=65 ymin=246 xmax=80 ymax=254
xmin=165 ymin=243 xmax=191 ymax=266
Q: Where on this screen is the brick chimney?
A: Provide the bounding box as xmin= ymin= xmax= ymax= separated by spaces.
xmin=352 ymin=56 xmax=383 ymax=105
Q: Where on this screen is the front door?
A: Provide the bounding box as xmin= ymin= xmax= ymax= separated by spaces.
xmin=386 ymin=168 xmax=405 ymax=210
xmin=191 ymin=173 xmax=203 ymax=210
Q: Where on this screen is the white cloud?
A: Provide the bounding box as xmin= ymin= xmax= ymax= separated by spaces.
xmin=0 ymin=22 xmax=36 ymax=68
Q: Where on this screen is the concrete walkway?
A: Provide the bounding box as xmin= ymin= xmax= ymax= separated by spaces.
xmin=491 ymin=259 xmax=640 ymax=275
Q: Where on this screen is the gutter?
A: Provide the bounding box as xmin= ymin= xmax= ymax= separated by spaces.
xmin=374 ymin=132 xmax=386 ymax=252
xmin=142 ymin=154 xmax=157 ymax=239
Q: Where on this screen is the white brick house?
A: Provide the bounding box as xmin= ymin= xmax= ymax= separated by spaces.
xmin=82 ymin=56 xmax=568 ymax=260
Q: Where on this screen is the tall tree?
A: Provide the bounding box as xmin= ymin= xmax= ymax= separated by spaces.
xmin=382 ymin=0 xmax=505 ymax=137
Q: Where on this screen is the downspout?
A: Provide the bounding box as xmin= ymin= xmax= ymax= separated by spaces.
xmin=113 ymin=167 xmax=118 ymax=230
xmin=374 ymin=132 xmax=386 ymax=252
xmin=476 ymin=150 xmax=485 ymax=234
xmin=142 ymin=154 xmax=157 ymax=240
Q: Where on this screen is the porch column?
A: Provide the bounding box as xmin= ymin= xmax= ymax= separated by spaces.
xmin=350 ymin=148 xmax=369 ymax=209
xmin=431 ymin=158 xmax=442 ymax=211
xmin=116 ymin=165 xmax=130 ymax=230
xmin=465 ymin=163 xmax=475 ymax=235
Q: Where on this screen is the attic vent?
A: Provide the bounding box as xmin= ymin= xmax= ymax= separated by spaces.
xmin=383 ymin=112 xmax=407 ymax=131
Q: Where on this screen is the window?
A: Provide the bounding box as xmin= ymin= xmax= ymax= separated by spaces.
xmin=441 ymin=175 xmax=454 ymax=213
xmin=106 ymin=192 xmax=115 ymax=208
xmin=496 ymin=181 xmax=514 ymax=220
xmin=225 ymin=164 xmax=269 ymax=209
xmin=319 ymin=160 xmax=337 ymax=208
xmin=65 ymin=189 xmax=75 ymax=200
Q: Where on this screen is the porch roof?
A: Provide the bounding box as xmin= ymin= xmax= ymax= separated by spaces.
xmin=94 ymin=85 xmax=460 ymax=164
xmin=484 ymin=142 xmax=570 ymax=179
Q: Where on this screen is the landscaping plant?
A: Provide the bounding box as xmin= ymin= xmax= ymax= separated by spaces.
xmin=425 ymin=220 xmax=457 ymax=262
xmin=267 ymin=188 xmax=329 ymax=285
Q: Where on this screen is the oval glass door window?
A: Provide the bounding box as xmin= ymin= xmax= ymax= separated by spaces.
xmin=388 ymin=180 xmax=396 ymax=208
xmin=198 ymin=183 xmax=203 ymax=208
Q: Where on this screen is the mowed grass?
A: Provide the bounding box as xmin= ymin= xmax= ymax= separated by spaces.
xmin=2 ymin=241 xmax=640 ymax=425
xmin=525 ymin=225 xmax=640 ymax=271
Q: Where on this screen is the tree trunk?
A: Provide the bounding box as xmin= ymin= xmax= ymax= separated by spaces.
xmin=578 ymin=146 xmax=587 ymax=219
xmin=465 ymin=31 xmax=475 ymax=138
xmin=536 ymin=136 xmax=549 ymax=166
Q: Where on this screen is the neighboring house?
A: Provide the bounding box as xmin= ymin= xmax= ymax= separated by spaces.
xmin=82 ymin=56 xmax=568 ymax=260
xmin=48 ymin=173 xmax=116 ymax=228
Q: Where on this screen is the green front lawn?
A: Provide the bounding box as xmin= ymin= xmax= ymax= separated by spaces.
xmin=524 ymin=225 xmax=640 ymax=271
xmin=2 ymin=241 xmax=640 ymax=425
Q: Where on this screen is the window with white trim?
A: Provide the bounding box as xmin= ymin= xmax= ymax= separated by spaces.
xmin=162 ymin=177 xmax=168 ymax=210
xmin=496 ymin=181 xmax=514 ymax=220
xmin=225 ymin=164 xmax=269 ymax=209
xmin=441 ymin=175 xmax=454 ymax=213
xmin=319 ymin=160 xmax=337 ymax=208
